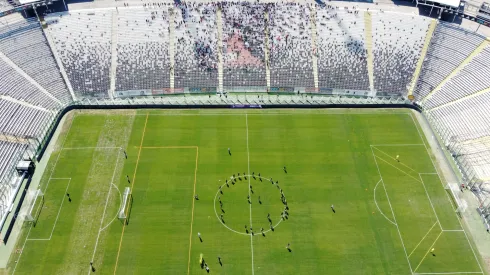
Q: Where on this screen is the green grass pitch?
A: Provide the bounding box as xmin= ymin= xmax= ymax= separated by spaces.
xmin=8 ymin=109 xmax=487 ymax=275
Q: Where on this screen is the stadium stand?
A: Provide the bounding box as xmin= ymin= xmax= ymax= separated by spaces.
xmin=0 ymin=3 xmax=490 ymax=230
xmin=316 ymin=7 xmax=369 ymax=91
xmin=174 ymin=2 xmax=218 ymax=90
xmin=0 ymin=98 xmax=54 ymax=138
xmin=268 ymin=3 xmax=314 ymax=89
xmin=0 ymin=140 xmax=26 ymax=185
xmin=45 ymin=11 xmax=112 ymax=98
xmin=414 ymin=23 xmax=486 ymax=100
xmin=116 ymin=8 xmax=171 ymax=92
xmin=0 ymin=18 xmax=71 ymax=106
xmin=423 ymin=45 xmax=490 ymax=109
xmin=0 ymin=139 xmax=27 ymax=221
xmin=0 ymin=59 xmax=60 ymax=109
xmin=0 ymin=0 xmax=14 ymax=13
xmin=428 ymin=91 xmax=490 ymax=142
xmin=221 ymin=2 xmax=267 ymax=89
xmin=372 ymin=12 xmax=431 ymax=96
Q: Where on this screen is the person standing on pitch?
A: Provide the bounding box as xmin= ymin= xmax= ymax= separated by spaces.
xmin=228 ymin=148 xmax=231 ymax=155
xmin=396 ymin=155 xmax=400 ymax=162
xmin=218 ymin=256 xmax=222 ymax=266
xmin=198 ymin=232 xmax=202 ymax=242
xmin=331 ymin=204 xmax=335 ymax=213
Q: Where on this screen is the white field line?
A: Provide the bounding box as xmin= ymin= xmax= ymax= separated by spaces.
xmin=408 ymin=221 xmax=439 ymax=258
xmin=245 ymin=114 xmax=254 ymax=275
xmin=372 ymin=146 xmax=419 ymax=173
xmin=12 ymin=113 xmax=78 ymax=275
xmin=414 ymin=231 xmax=443 ymax=272
xmin=36 ymin=178 xmax=71 ymax=241
xmin=370 ymin=144 xmax=425 ymax=147
xmin=370 ymin=146 xmax=414 ymax=274
xmin=373 ymin=179 xmax=397 ymax=226
xmin=124 ymin=112 xmax=412 ymax=116
xmin=99 ymin=183 xmax=122 ymax=233
xmin=409 ymin=113 xmax=484 ymax=274
xmin=62 ymin=146 xmax=122 ymax=150
xmin=213 ymin=175 xmax=283 ymax=236
xmin=88 ymin=148 xmax=122 ymax=275
xmin=47 ymin=179 xmax=71 ymax=239
xmin=414 ymin=272 xmax=483 ymax=274
xmin=418 ymin=174 xmax=443 ymax=231
xmin=374 ymin=154 xmax=422 ymax=183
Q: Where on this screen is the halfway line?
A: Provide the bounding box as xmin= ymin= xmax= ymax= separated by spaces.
xmin=245 ymin=114 xmax=255 ymax=275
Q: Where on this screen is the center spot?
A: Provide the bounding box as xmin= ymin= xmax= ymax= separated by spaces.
xmin=214 ymin=174 xmax=289 ymax=236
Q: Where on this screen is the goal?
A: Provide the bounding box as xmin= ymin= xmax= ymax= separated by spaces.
xmin=118 ymin=187 xmax=132 ymax=224
xmin=445 ymin=182 xmax=468 ymax=213
xmin=25 ymin=189 xmax=44 ymax=224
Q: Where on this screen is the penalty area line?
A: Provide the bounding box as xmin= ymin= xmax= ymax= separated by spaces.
xmin=408 ymin=221 xmax=439 ymax=258
xmin=409 ymin=113 xmax=485 ymax=274
xmin=414 ymin=231 xmax=443 ymax=273
xmin=373 ymin=179 xmax=396 ymax=226
xmin=370 ymin=146 xmax=414 ymax=274
xmin=12 ymin=113 xmax=78 ymax=275
xmin=88 ymin=149 xmax=123 ymax=275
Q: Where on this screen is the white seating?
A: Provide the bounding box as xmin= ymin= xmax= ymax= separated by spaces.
xmin=0 ymin=98 xmax=53 ymax=138
xmin=222 ymin=2 xmax=267 ymax=88
xmin=116 ymin=7 xmax=171 ymax=91
xmin=45 ymin=11 xmax=112 ymax=97
xmin=316 ymin=6 xmax=368 ymax=91
xmin=0 ymin=18 xmax=71 ymax=107
xmin=415 ymin=23 xmax=485 ymax=100
xmin=372 ymin=11 xmax=431 ymax=96
xmin=269 ymin=3 xmax=313 ymax=88
xmin=174 ymin=3 xmax=218 ymax=89
xmin=424 ymin=45 xmax=490 ymax=109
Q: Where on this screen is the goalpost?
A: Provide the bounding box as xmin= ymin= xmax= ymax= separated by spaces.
xmin=25 ymin=189 xmax=44 ymax=223
xmin=445 ymin=182 xmax=468 ymax=213
xmin=118 ymin=187 xmax=132 ymax=224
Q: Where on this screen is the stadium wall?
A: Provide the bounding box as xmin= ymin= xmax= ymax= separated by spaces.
xmin=35 ymin=103 xmax=422 ymax=162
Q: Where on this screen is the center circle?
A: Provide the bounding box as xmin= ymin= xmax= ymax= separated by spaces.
xmin=213 ymin=174 xmax=288 ymax=236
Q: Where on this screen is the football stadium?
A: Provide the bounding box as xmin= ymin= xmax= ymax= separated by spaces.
xmin=0 ymin=0 xmax=490 ymax=274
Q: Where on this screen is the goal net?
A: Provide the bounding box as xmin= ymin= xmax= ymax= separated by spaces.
xmin=25 ymin=189 xmax=44 ymax=223
xmin=118 ymin=187 xmax=131 ymax=222
xmin=445 ymin=182 xmax=468 ymax=213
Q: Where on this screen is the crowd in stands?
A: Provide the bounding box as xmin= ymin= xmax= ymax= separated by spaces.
xmin=116 ymin=8 xmax=171 ymax=91
xmin=174 ymin=2 xmax=218 ymax=89
xmin=45 ymin=11 xmax=112 ymax=98
xmin=372 ymin=12 xmax=431 ymax=96
xmin=316 ymin=6 xmax=369 ymax=91
xmin=269 ymin=3 xmax=314 ymax=88
xmin=222 ymin=2 xmax=267 ymax=88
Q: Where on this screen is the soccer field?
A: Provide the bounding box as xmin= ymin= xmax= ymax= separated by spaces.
xmin=9 ymin=109 xmax=486 ymax=275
